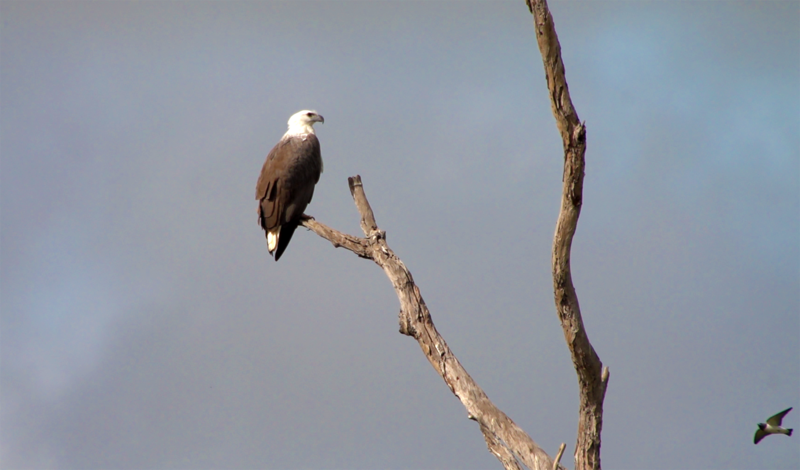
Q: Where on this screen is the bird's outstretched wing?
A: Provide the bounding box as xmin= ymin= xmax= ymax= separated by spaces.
xmin=767 ymin=407 xmax=792 ymax=426
xmin=754 ymin=428 xmax=768 ymax=444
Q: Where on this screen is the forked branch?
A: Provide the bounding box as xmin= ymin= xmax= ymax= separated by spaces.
xmin=302 ymin=176 xmax=564 ymax=470
xmin=298 ymin=3 xmax=609 ymax=468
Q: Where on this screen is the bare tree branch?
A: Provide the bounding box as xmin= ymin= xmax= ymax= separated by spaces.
xmin=553 ymin=443 xmax=567 ymax=470
xmin=526 ymin=1 xmax=610 ymax=470
xmin=301 ymin=175 xmax=563 ymax=470
xmin=299 ymin=4 xmax=609 ymax=468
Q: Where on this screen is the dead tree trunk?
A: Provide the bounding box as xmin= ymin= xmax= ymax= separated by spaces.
xmin=527 ymin=1 xmax=609 ymax=469
xmin=295 ymin=2 xmax=607 ymax=469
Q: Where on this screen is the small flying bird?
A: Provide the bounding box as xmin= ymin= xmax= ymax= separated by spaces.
xmin=256 ymin=110 xmax=324 ymax=261
xmin=754 ymin=407 xmax=793 ymax=444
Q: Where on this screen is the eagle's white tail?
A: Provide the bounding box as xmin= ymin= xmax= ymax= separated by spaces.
xmin=267 ymin=230 xmax=279 ymax=252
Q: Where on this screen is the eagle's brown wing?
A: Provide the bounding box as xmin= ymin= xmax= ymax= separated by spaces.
xmin=256 ymin=134 xmax=322 ymax=261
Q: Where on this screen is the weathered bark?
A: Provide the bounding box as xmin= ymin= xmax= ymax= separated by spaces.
xmin=526 ymin=1 xmax=610 ymax=470
xmin=293 ymin=4 xmax=607 ymax=468
xmin=301 ymin=176 xmax=563 ymax=470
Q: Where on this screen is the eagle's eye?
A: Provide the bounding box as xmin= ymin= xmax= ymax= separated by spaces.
xmin=306 ymin=112 xmax=314 ymax=117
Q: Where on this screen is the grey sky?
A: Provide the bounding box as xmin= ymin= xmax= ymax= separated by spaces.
xmin=1 ymin=1 xmax=798 ymax=469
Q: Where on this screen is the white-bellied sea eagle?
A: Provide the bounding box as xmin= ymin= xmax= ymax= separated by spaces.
xmin=256 ymin=110 xmax=324 ymax=261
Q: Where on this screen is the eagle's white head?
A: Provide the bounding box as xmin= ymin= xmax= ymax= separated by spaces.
xmin=286 ymin=110 xmax=324 ymax=135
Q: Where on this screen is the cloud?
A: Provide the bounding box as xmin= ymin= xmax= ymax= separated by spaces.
xmin=2 ymin=1 xmax=798 ymax=469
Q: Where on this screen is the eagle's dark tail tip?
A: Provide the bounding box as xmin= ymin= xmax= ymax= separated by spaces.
xmin=788 ymin=429 xmax=794 ymax=436
xmin=273 ymin=221 xmax=299 ymax=262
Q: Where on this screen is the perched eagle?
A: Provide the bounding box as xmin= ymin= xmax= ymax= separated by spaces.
xmin=256 ymin=110 xmax=324 ymax=261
